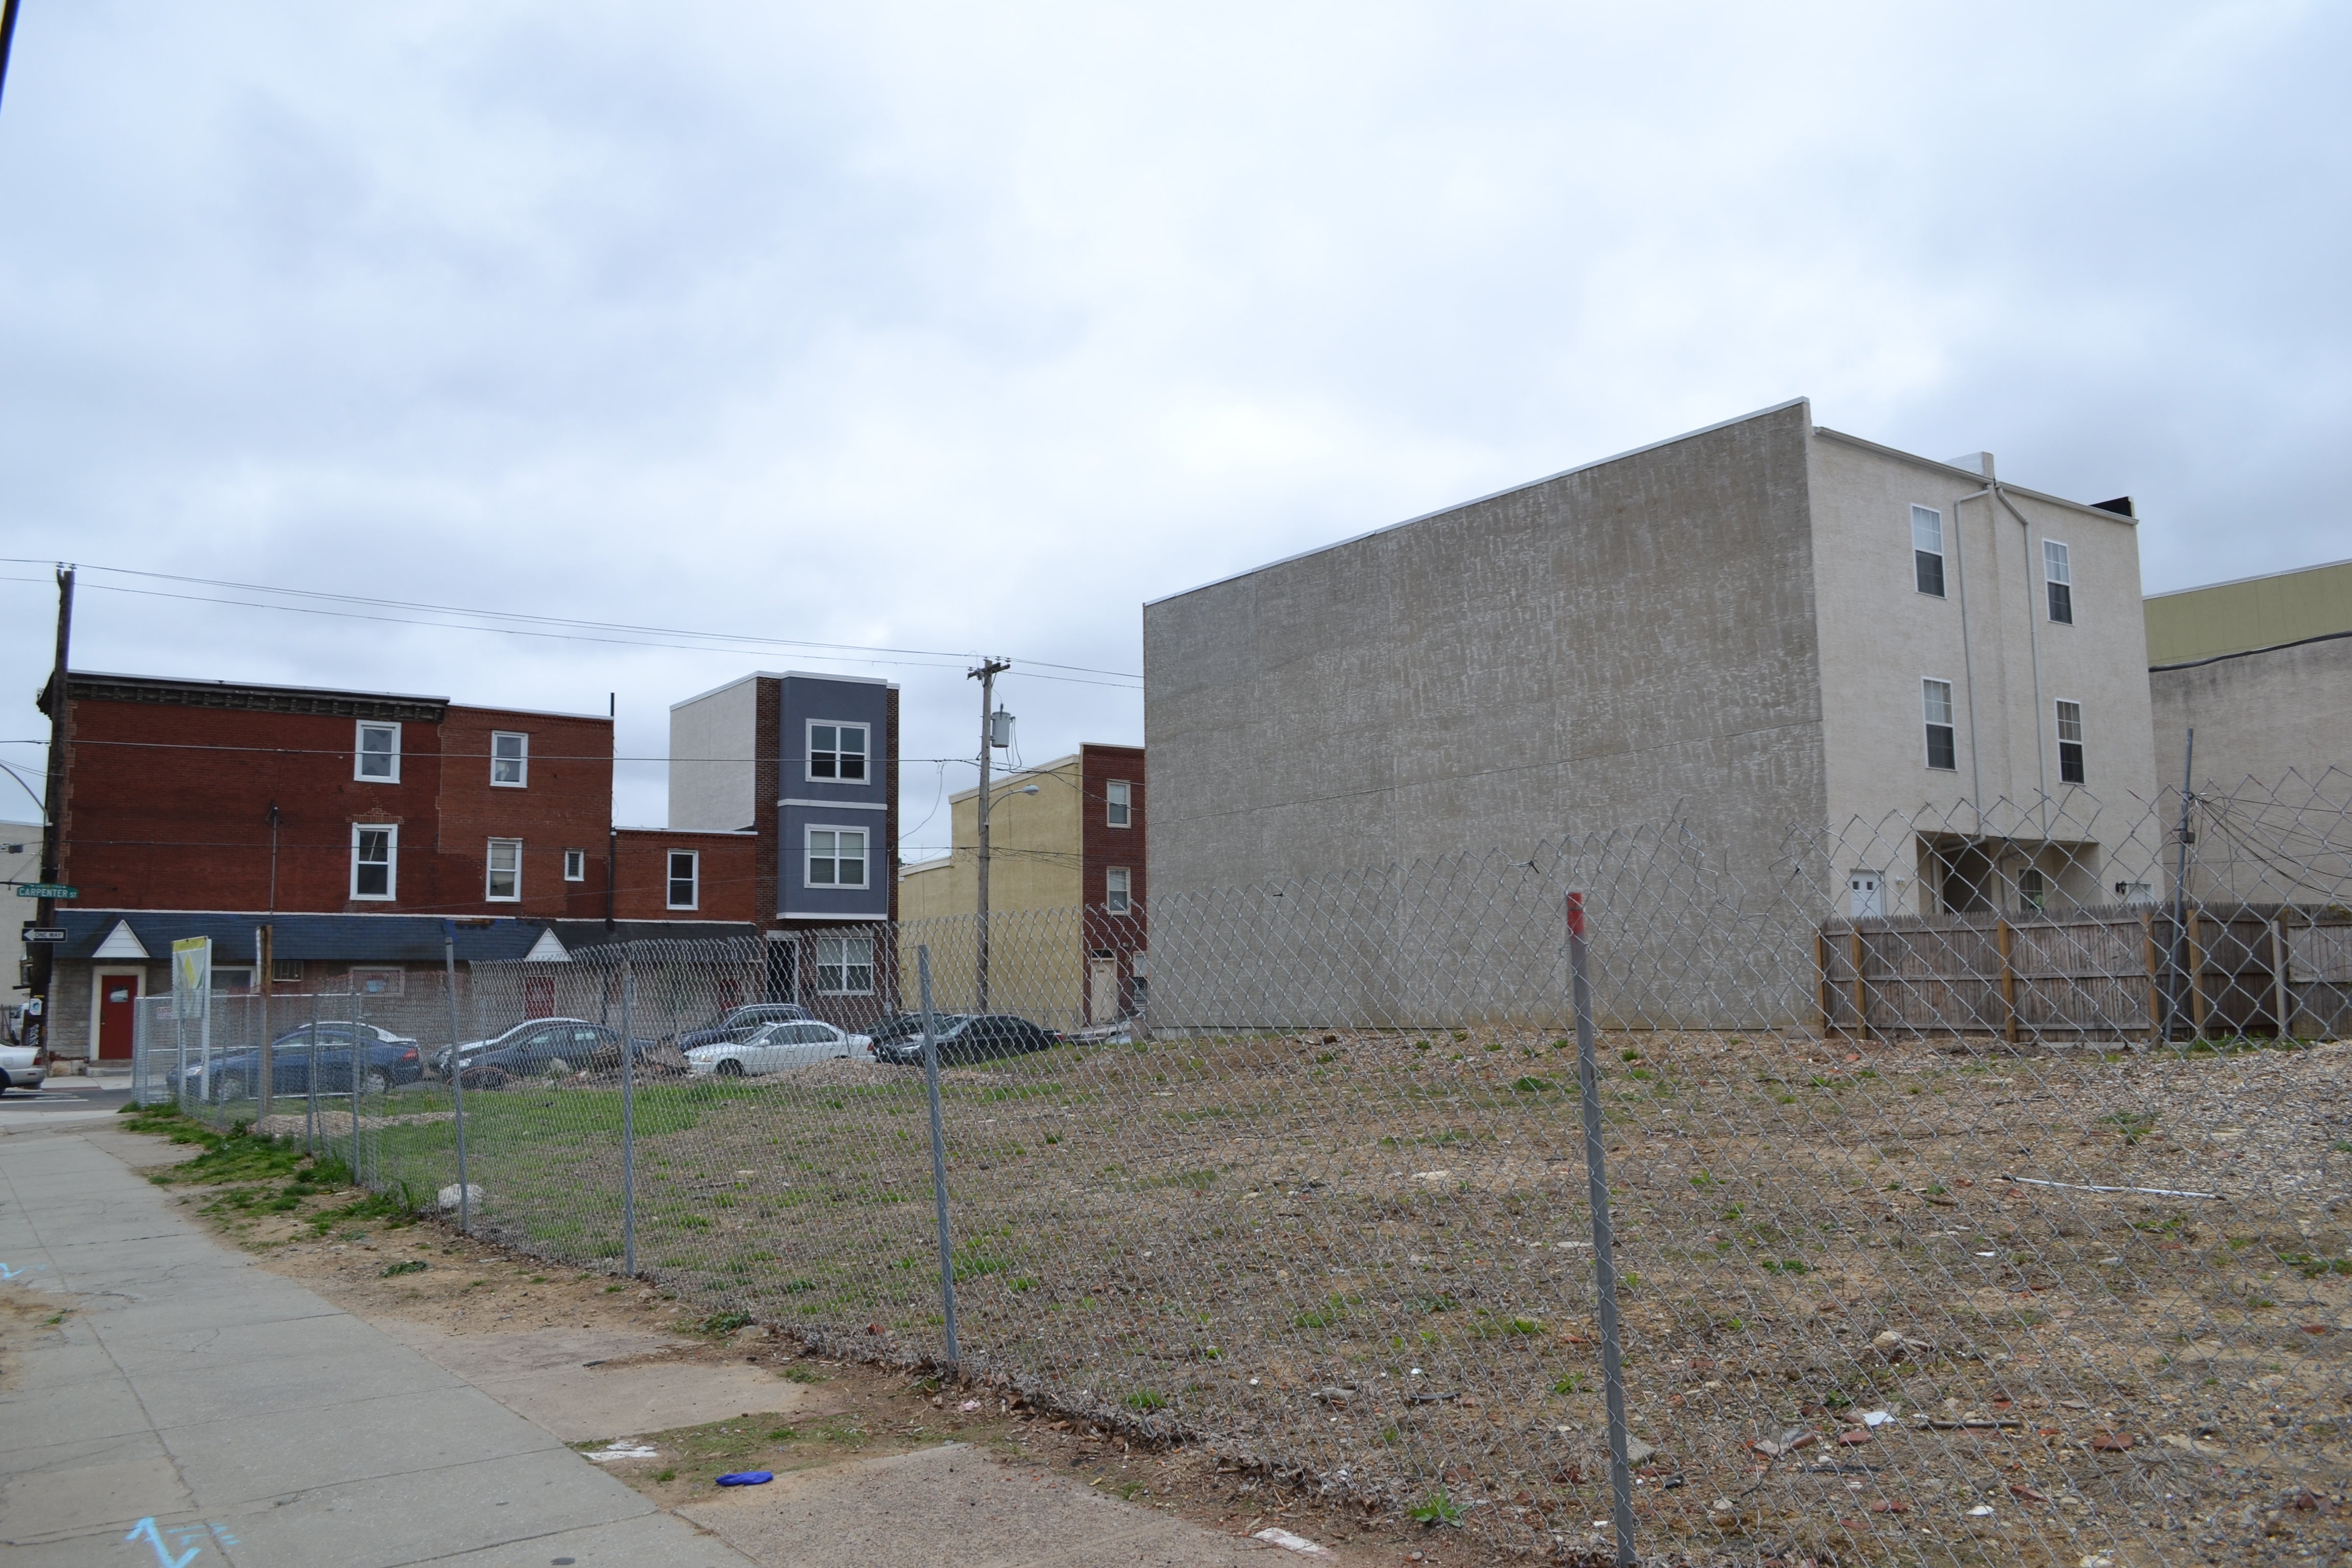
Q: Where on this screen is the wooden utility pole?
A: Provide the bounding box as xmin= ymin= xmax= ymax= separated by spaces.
xmin=969 ymin=658 xmax=1010 ymax=1010
xmin=30 ymin=566 xmax=72 ymax=1055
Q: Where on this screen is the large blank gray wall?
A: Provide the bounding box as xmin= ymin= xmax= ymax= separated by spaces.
xmin=1143 ymin=401 xmax=1832 ymax=902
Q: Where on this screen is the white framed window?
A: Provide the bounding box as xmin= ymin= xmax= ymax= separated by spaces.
xmin=356 ymin=722 xmax=401 ymax=782
xmin=2017 ymin=866 xmax=2047 ymax=913
xmin=350 ymin=967 xmax=405 ymax=996
xmin=667 ymin=849 xmax=700 ymax=910
xmin=1910 ymin=505 xmax=1945 ymax=597
xmin=486 ymin=838 xmax=522 ymax=901
xmin=1921 ymin=679 xmax=1957 ymax=771
xmin=563 ymin=848 xmax=586 ymax=881
xmin=491 ymin=730 xmax=528 ymax=787
xmin=1106 ymin=866 xmax=1132 ymax=914
xmin=2055 ymin=698 xmax=2086 ymax=785
xmin=351 ymin=824 xmax=398 ymax=900
xmin=816 ymin=935 xmax=875 ymax=995
xmin=1106 ymin=779 xmax=1133 ymax=827
xmin=2115 ymin=880 xmax=2154 ymax=904
xmin=806 ymin=826 xmax=868 ymax=888
xmin=807 ymin=721 xmax=869 ymax=783
xmin=2044 ymin=540 xmax=2073 ymax=624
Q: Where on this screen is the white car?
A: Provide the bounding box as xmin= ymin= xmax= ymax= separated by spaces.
xmin=687 ymin=1020 xmax=871 ymax=1078
xmin=0 ymin=1041 xmax=48 ymax=1094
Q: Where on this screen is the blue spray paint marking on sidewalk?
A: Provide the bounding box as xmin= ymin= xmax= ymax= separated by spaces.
xmin=0 ymin=1261 xmax=48 ymax=1280
xmin=124 ymin=1517 xmax=201 ymax=1567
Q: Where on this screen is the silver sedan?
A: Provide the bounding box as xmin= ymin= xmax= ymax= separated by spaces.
xmin=685 ymin=1020 xmax=872 ymax=1078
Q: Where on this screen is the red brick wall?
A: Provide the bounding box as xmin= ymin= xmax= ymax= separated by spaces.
xmin=1080 ymin=744 xmax=1147 ymax=918
xmin=58 ymin=690 xmax=617 ymax=918
xmin=613 ymin=829 xmax=757 ymax=921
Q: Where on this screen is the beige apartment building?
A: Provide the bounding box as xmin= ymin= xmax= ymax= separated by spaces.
xmin=1144 ymin=398 xmax=2163 ymax=924
xmin=2146 ymin=558 xmax=2352 ymax=794
xmin=899 ymin=745 xmax=1146 ymax=1028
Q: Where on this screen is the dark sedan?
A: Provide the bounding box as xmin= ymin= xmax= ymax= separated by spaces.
xmin=168 ymin=1022 xmax=424 ymax=1101
xmin=675 ymin=1003 xmax=813 ymax=1052
xmin=457 ymin=1021 xmax=658 ymax=1088
xmin=873 ymin=1013 xmax=1057 ymax=1066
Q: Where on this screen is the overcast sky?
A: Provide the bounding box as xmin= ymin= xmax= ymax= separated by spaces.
xmin=2 ymin=1 xmax=2343 ymax=844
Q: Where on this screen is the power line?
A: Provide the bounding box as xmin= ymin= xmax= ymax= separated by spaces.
xmin=0 ymin=564 xmax=1143 ymax=685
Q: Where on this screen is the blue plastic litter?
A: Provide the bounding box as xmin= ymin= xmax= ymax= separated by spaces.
xmin=715 ymin=1471 xmax=773 ymax=1487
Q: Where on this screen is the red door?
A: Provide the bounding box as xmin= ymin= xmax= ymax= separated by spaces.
xmin=97 ymin=973 xmax=142 ymax=1060
xmin=523 ymin=976 xmax=555 ymax=1019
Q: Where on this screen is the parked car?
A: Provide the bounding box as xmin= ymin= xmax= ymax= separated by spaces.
xmin=430 ymin=1017 xmax=597 ymax=1077
xmin=674 ymin=1002 xmax=814 ymax=1051
xmin=687 ymin=1019 xmax=872 ymax=1078
xmin=873 ymin=1013 xmax=1057 ymax=1066
xmin=457 ymin=1021 xmax=658 ymax=1088
xmin=169 ymin=1022 xmax=423 ymax=1101
xmin=0 ymin=1039 xmax=48 ymax=1094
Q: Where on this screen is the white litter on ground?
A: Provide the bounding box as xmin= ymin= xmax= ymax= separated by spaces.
xmin=1251 ymin=1527 xmax=1331 ymax=1556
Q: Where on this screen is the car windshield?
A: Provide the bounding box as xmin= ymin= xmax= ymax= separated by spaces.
xmin=872 ymin=1014 xmax=965 ymax=1043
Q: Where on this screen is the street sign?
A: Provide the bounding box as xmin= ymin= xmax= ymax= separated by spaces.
xmin=15 ymin=884 xmax=76 ymax=899
xmin=21 ymin=928 xmax=64 ymax=943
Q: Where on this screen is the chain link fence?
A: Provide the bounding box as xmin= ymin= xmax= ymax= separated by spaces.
xmin=135 ymin=773 xmax=2352 ymax=1564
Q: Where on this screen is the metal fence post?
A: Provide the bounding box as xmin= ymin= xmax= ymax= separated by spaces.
xmin=620 ymin=951 xmax=636 ymax=1278
xmin=443 ymin=926 xmax=470 ymax=1234
xmin=1570 ymin=892 xmax=1635 ymax=1567
xmin=918 ymin=946 xmax=960 ymax=1365
xmin=305 ymin=990 xmax=319 ymax=1157
xmin=351 ymin=987 xmax=364 ymax=1182
xmin=174 ymin=1008 xmax=187 ymax=1115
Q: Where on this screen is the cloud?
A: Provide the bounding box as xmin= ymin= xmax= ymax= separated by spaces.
xmin=0 ymin=0 xmax=2342 ymax=829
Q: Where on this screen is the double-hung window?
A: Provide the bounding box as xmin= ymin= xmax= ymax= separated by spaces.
xmin=351 ymin=824 xmax=398 ymax=900
xmin=486 ymin=839 xmax=522 ymax=901
xmin=2055 ymin=699 xmax=2086 ymax=785
xmin=667 ymin=850 xmax=700 ymax=910
xmin=2044 ymin=540 xmax=2073 ymax=624
xmin=1911 ymin=505 xmax=1945 ymax=597
xmin=356 ymin=722 xmax=400 ymax=782
xmin=807 ymin=722 xmax=868 ymax=782
xmin=816 ymin=936 xmax=874 ymax=995
xmin=1922 ymin=679 xmax=1957 ymax=771
xmin=563 ymin=848 xmax=586 ymax=881
xmin=1106 ymin=866 xmax=1132 ymax=915
xmin=2018 ymin=867 xmax=2047 ymax=913
xmin=491 ymin=731 xmax=528 ymax=787
xmin=806 ymin=827 xmax=868 ymax=888
xmin=1106 ymin=779 xmax=1132 ymax=827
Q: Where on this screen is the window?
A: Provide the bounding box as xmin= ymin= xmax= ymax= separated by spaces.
xmin=563 ymin=848 xmax=586 ymax=882
xmin=807 ymin=721 xmax=869 ymax=782
xmin=2115 ymin=881 xmax=2154 ymax=904
xmin=486 ymin=838 xmax=522 ymax=901
xmin=2055 ymin=699 xmax=2086 ymax=785
xmin=356 ymin=722 xmax=400 ymax=782
xmin=349 ymin=967 xmax=405 ymax=996
xmin=1911 ymin=505 xmax=1945 ymax=597
xmin=491 ymin=731 xmax=528 ymax=787
xmin=1106 ymin=866 xmax=1132 ymax=914
xmin=2017 ymin=867 xmax=2047 ymax=913
xmin=351 ymin=824 xmax=397 ymax=900
xmin=2044 ymin=540 xmax=2073 ymax=624
xmin=806 ymin=827 xmax=868 ymax=888
xmin=270 ymin=958 xmax=304 ymax=984
xmin=667 ymin=850 xmax=700 ymax=910
xmin=1921 ymin=679 xmax=1957 ymax=771
xmin=212 ymin=968 xmax=255 ymax=994
xmin=816 ymin=935 xmax=874 ymax=995
xmin=1106 ymin=779 xmax=1132 ymax=827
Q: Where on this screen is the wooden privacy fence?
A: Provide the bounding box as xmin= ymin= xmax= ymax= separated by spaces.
xmin=1817 ymin=905 xmax=2352 ymax=1043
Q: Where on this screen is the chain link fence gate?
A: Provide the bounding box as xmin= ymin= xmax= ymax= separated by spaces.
xmin=132 ymin=772 xmax=2352 ymax=1564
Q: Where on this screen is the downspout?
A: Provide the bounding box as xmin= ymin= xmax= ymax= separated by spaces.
xmin=1950 ymin=485 xmax=1991 ymax=841
xmin=1993 ymin=485 xmax=2051 ymax=841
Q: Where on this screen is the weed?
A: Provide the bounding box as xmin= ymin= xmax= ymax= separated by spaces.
xmin=1690 ymin=1170 xmax=1720 ymax=1190
xmin=1410 ymin=1489 xmax=1465 ymax=1526
xmin=1510 ymin=1076 xmax=1555 ymax=1093
xmin=2105 ymin=1110 xmax=2160 ymax=1145
xmin=381 ymin=1260 xmax=429 ymax=1278
xmin=2284 ymin=1254 xmax=2352 ymax=1279
xmin=1762 ymin=1260 xmax=1809 ymax=1275
xmin=655 ymin=1468 xmax=677 ymax=1483
xmin=699 ymin=1312 xmax=756 ymax=1335
xmin=1506 ymin=1317 xmax=1543 ymax=1335
xmin=1123 ymin=1388 xmax=1168 ymax=1412
xmin=782 ymin=1367 xmax=828 ymax=1384
xmin=1553 ymin=1374 xmax=1584 ymax=1394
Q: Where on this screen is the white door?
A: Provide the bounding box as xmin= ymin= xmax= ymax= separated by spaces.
xmin=1848 ymin=872 xmax=1884 ymax=920
xmin=1088 ymin=957 xmax=1120 ymax=1024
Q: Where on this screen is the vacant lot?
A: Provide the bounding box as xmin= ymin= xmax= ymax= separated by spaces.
xmin=281 ymin=1028 xmax=2352 ymax=1564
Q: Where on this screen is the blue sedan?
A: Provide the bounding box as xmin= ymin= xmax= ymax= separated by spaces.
xmin=168 ymin=1022 xmax=424 ymax=1102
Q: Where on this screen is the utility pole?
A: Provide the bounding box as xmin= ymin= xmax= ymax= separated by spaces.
xmin=968 ymin=658 xmax=1010 ymax=1009
xmin=30 ymin=565 xmax=72 ymax=1056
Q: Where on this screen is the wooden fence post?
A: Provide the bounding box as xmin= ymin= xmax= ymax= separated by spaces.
xmin=1816 ymin=930 xmax=1833 ymax=1038
xmin=2141 ymin=910 xmax=2162 ymax=1045
xmin=1997 ymin=919 xmax=2019 ymax=1045
xmin=2273 ymin=917 xmax=2293 ymax=1041
xmin=2187 ymin=907 xmax=2208 ymax=1038
xmin=1850 ymin=926 xmax=1870 ymax=1043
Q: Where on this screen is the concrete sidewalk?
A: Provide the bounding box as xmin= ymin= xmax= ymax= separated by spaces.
xmin=0 ymin=1119 xmax=756 ymax=1568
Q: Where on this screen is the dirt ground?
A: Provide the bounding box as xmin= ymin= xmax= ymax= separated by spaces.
xmin=123 ymin=1115 xmax=1617 ymax=1568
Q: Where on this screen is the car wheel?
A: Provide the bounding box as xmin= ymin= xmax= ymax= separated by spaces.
xmin=0 ymin=1069 xmax=11 ymax=1093
xmin=716 ymin=1059 xmax=745 ymax=1078
xmin=362 ymin=1069 xmax=391 ymax=1096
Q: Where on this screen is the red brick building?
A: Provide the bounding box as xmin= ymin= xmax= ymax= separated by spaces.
xmin=40 ymin=671 xmax=765 ymax=1060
